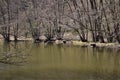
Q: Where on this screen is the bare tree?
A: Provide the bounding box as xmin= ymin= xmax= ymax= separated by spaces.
xmin=0 ymin=0 xmax=120 ymax=43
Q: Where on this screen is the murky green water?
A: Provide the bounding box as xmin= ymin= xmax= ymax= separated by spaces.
xmin=0 ymin=42 xmax=120 ymax=80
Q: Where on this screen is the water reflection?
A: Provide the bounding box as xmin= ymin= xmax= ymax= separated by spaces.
xmin=0 ymin=42 xmax=120 ymax=80
xmin=0 ymin=42 xmax=30 ymax=66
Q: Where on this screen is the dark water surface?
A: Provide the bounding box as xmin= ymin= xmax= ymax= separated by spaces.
xmin=0 ymin=42 xmax=120 ymax=80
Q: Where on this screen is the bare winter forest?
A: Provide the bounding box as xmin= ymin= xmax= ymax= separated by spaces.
xmin=0 ymin=0 xmax=120 ymax=43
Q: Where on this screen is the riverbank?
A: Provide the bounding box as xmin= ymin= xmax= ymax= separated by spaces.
xmin=72 ymin=41 xmax=120 ymax=49
xmin=0 ymin=37 xmax=120 ymax=49
xmin=55 ymin=40 xmax=120 ymax=49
